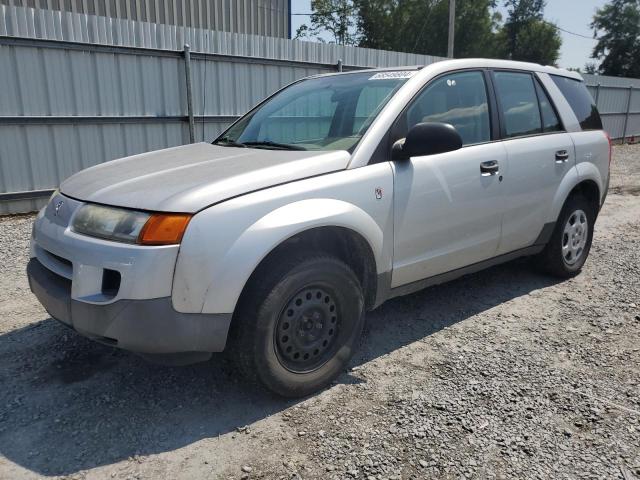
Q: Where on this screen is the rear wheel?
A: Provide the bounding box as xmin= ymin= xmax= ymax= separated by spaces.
xmin=232 ymin=253 xmax=365 ymax=397
xmin=537 ymin=194 xmax=595 ymax=277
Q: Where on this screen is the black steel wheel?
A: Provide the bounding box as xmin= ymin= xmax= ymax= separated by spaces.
xmin=231 ymin=253 xmax=365 ymax=398
xmin=275 ymin=286 xmax=341 ymax=373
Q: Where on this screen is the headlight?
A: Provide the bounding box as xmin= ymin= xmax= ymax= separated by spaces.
xmin=71 ymin=204 xmax=191 ymax=245
xmin=72 ymin=204 xmax=150 ymax=243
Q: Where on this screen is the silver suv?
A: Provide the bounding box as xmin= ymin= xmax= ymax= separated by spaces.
xmin=28 ymin=59 xmax=610 ymax=397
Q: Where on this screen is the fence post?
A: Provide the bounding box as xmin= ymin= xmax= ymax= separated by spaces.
xmin=594 ymin=83 xmax=601 ymax=107
xmin=183 ymin=44 xmax=196 ymax=144
xmin=337 ymin=58 xmax=343 ymax=72
xmin=622 ymin=86 xmax=633 ymax=144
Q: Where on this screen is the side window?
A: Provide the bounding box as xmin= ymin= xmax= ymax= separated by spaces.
xmin=493 ymin=71 xmax=542 ymax=138
xmin=551 ymin=75 xmax=603 ymax=130
xmin=534 ymin=80 xmax=562 ymax=133
xmin=406 ymin=71 xmax=491 ymax=146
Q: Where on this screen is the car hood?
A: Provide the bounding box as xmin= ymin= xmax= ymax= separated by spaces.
xmin=60 ymin=143 xmax=351 ymax=213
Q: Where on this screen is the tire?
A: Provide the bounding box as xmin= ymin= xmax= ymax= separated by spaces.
xmin=231 ymin=253 xmax=365 ymax=398
xmin=537 ymin=194 xmax=595 ymax=278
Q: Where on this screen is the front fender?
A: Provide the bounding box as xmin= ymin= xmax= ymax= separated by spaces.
xmin=197 ymin=199 xmax=384 ymax=314
xmin=172 ymin=163 xmax=394 ymax=315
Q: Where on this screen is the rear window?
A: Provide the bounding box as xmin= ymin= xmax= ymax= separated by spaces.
xmin=551 ymin=75 xmax=602 ymax=131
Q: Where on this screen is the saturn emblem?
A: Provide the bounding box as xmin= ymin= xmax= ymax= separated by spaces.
xmin=54 ymin=200 xmax=64 ymax=216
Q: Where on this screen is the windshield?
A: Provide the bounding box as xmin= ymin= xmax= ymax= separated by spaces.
xmin=214 ymin=71 xmax=414 ymax=151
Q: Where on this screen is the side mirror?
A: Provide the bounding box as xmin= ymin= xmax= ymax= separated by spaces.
xmin=392 ymin=122 xmax=463 ymax=160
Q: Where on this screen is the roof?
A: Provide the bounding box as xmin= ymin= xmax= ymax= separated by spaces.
xmin=430 ymin=58 xmax=582 ymax=80
xmin=321 ymin=58 xmax=583 ymax=81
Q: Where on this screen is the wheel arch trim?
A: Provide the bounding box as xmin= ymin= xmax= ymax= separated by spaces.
xmin=575 ymin=161 xmax=605 ymax=205
xmin=199 ymin=198 xmax=385 ymax=314
xmin=549 ymin=166 xmax=602 ymax=224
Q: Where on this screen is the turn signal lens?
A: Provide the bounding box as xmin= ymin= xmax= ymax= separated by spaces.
xmin=138 ymin=214 xmax=192 ymax=245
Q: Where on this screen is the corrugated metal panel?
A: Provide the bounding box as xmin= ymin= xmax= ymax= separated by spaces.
xmin=630 ymin=88 xmax=640 ymax=113
xmin=584 ymin=75 xmax=640 ymax=141
xmin=0 ymin=0 xmax=290 ymax=38
xmin=583 ymin=73 xmax=640 ymax=89
xmin=0 ymin=46 xmax=184 ymax=117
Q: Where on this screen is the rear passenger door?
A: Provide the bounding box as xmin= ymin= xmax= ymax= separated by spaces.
xmin=491 ymin=70 xmax=576 ymax=254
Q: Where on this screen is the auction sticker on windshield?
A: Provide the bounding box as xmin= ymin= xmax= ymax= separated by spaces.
xmin=369 ymin=71 xmax=417 ymax=80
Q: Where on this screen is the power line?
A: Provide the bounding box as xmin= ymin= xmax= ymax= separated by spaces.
xmin=291 ymin=11 xmax=344 ymax=16
xmin=543 ymin=20 xmax=599 ymax=41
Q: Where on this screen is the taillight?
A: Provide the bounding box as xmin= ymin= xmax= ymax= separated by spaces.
xmin=605 ymin=131 xmax=612 ymax=166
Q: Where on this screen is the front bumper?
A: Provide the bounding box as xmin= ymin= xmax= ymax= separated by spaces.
xmin=27 ymin=258 xmax=232 ymax=354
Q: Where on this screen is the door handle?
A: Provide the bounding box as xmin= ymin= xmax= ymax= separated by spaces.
xmin=480 ymin=160 xmax=499 ymax=176
xmin=555 ymin=150 xmax=570 ymax=163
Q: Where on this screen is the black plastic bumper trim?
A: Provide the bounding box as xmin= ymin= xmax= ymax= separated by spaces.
xmin=27 ymin=258 xmax=232 ymax=355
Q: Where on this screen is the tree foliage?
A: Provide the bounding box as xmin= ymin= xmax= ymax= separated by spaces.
xmin=497 ymin=0 xmax=561 ymax=65
xmin=295 ymin=0 xmax=359 ymax=45
xmin=297 ymin=0 xmax=561 ymax=66
xmin=357 ymin=0 xmax=500 ymax=58
xmin=591 ymin=0 xmax=640 ymax=77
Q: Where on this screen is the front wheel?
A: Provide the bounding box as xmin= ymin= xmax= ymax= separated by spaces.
xmin=537 ymin=194 xmax=595 ymax=277
xmin=231 ymin=254 xmax=365 ymax=397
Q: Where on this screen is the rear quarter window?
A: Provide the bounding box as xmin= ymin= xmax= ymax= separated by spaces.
xmin=551 ymin=75 xmax=603 ymax=131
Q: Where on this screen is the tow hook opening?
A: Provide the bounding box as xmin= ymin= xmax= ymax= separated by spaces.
xmin=101 ymin=269 xmax=121 ymax=298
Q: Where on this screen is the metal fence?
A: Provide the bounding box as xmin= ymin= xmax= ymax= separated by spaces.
xmin=0 ymin=4 xmax=639 ymax=214
xmin=584 ymin=73 xmax=640 ymax=145
xmin=1 ymin=0 xmax=291 ymax=38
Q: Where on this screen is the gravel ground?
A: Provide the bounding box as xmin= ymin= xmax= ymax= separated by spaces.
xmin=1 ymin=145 xmax=639 ymax=480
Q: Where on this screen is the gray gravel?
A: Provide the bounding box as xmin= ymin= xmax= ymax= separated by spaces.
xmin=1 ymin=145 xmax=639 ymax=480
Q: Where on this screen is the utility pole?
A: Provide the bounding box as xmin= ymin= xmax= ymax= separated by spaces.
xmin=447 ymin=0 xmax=455 ymax=58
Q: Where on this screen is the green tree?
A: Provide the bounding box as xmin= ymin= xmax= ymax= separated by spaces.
xmin=356 ymin=0 xmax=433 ymax=53
xmin=591 ymin=0 xmax=640 ymax=77
xmin=584 ymin=62 xmax=598 ymax=74
xmin=357 ymin=0 xmax=499 ymax=58
xmin=502 ymin=0 xmax=543 ymax=52
xmin=451 ymin=0 xmax=501 ymax=58
xmin=295 ymin=0 xmax=359 ymax=45
xmin=496 ymin=0 xmax=561 ymax=65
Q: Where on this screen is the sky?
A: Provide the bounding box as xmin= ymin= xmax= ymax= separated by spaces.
xmin=290 ymin=0 xmax=608 ymax=70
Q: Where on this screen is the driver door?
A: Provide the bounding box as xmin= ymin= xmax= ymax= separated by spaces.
xmin=391 ymin=70 xmax=507 ymax=288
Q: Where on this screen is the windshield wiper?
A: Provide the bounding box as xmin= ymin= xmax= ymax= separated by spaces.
xmin=242 ymin=141 xmax=307 ymax=151
xmin=214 ymin=137 xmax=247 ymax=148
